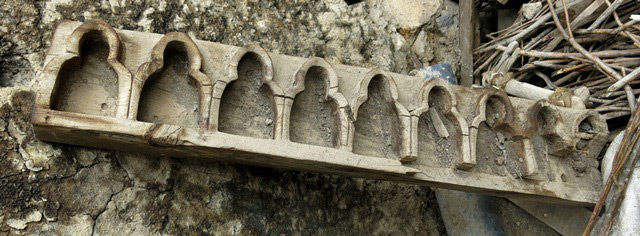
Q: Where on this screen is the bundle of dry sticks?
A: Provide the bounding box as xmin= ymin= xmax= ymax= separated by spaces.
xmin=474 ymin=0 xmax=640 ymax=123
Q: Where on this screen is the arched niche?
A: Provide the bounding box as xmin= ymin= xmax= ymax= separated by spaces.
xmin=573 ymin=112 xmax=608 ymax=151
xmin=470 ymin=91 xmax=527 ymax=177
xmin=411 ymin=79 xmax=469 ymax=169
xmin=526 ymin=100 xmax=565 ymax=150
xmin=286 ymin=57 xmax=349 ymax=148
xmin=527 ymin=101 xmax=562 ymax=136
xmin=350 ymin=69 xmax=410 ymax=160
xmin=132 ymin=32 xmax=212 ymax=129
xmin=216 ymin=45 xmax=283 ymax=139
xmin=43 ymin=19 xmax=132 ymax=118
xmin=523 ymin=100 xmax=565 ymax=180
xmin=559 ymin=111 xmax=607 ymax=181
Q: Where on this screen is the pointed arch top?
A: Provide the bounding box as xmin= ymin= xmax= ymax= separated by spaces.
xmin=470 ymin=89 xmax=516 ymax=134
xmin=287 ymin=57 xmax=348 ymax=108
xmin=135 ymin=32 xmax=210 ymax=87
xmin=38 ymin=19 xmax=132 ymax=118
xmin=351 ymin=68 xmax=409 ymax=119
xmin=222 ymin=44 xmax=282 ymax=95
xmin=411 ymin=78 xmax=459 ymax=116
xmin=66 ymin=19 xmax=122 ymax=61
xmin=525 ymin=99 xmax=563 ymax=136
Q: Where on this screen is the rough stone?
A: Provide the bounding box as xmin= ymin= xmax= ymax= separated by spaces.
xmin=372 ymin=0 xmax=443 ymax=30
xmin=0 ymin=0 xmax=460 ymax=234
xmin=410 ymin=0 xmax=460 ymax=74
xmin=116 ymin=153 xmax=173 ymax=191
xmin=36 ymin=214 xmax=94 ymax=236
xmin=522 ymin=2 xmax=543 ymax=20
xmin=93 ymin=187 xmax=170 ymax=235
xmin=6 ymin=210 xmax=42 ymax=230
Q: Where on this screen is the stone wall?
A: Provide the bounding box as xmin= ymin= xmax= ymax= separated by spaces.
xmin=0 ymin=0 xmax=462 ymax=235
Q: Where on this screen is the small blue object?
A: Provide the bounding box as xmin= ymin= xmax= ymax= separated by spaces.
xmin=416 ymin=64 xmax=457 ymax=85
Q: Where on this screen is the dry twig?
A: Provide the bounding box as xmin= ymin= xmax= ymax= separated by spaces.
xmin=474 ymin=0 xmax=640 ymax=122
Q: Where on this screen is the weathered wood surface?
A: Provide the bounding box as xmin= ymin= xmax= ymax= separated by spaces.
xmin=33 ymin=20 xmax=609 ymax=205
xmin=459 ymin=0 xmax=476 ymax=86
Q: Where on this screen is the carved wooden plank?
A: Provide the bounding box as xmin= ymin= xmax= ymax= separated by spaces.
xmin=33 ymin=20 xmax=609 ymax=205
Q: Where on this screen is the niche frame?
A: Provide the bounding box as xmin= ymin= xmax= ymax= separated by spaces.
xmin=572 ymin=111 xmax=608 ymax=154
xmin=573 ymin=111 xmax=607 ymax=137
xmin=282 ymin=57 xmax=351 ymax=149
xmin=349 ymin=68 xmax=412 ymax=162
xmin=38 ymin=19 xmax=132 ymax=118
xmin=525 ymin=100 xmax=563 ymax=137
xmin=209 ymin=44 xmax=284 ymax=139
xmin=129 ymin=32 xmax=213 ymax=129
xmin=410 ymin=78 xmax=471 ymax=169
xmin=469 ymin=90 xmax=540 ymax=177
xmin=524 ymin=100 xmax=571 ymax=156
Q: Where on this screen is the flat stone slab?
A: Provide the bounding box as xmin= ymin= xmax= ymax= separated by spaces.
xmin=32 ymin=20 xmax=608 ymax=205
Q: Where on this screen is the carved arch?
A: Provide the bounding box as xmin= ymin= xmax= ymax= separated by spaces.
xmin=469 ymin=90 xmax=539 ymax=177
xmin=351 ymin=68 xmax=410 ymax=118
xmin=130 ymin=32 xmax=212 ymax=129
xmin=572 ymin=111 xmax=608 ymax=152
xmin=470 ymin=91 xmax=515 ymax=133
xmin=284 ymin=57 xmax=350 ymax=148
xmin=349 ymin=68 xmax=412 ymax=161
xmin=573 ymin=111 xmax=607 ymax=135
xmin=525 ymin=100 xmax=563 ymax=137
xmin=287 ymin=57 xmax=347 ymax=105
xmin=221 ymin=44 xmax=281 ymax=94
xmin=65 ymin=20 xmax=122 ymax=57
xmin=38 ymin=19 xmax=132 ymax=118
xmin=412 ymin=79 xmax=460 ymax=116
xmin=212 ymin=44 xmax=284 ymax=139
xmin=411 ymin=78 xmax=471 ymax=169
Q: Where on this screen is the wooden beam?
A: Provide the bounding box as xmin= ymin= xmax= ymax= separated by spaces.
xmin=460 ymin=0 xmax=476 ymax=86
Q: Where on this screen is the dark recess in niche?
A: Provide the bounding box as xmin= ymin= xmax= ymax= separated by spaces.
xmin=290 ymin=66 xmax=337 ymax=148
xmin=576 ymin=115 xmax=597 ymax=150
xmin=417 ymin=87 xmax=459 ymax=167
xmin=475 ymin=96 xmax=521 ymax=176
xmin=218 ymin=52 xmax=275 ymax=139
xmin=137 ymin=41 xmax=201 ymax=128
xmin=53 ymin=30 xmax=119 ymax=117
xmin=352 ymin=75 xmax=400 ymax=159
xmin=485 ymin=96 xmax=507 ymax=128
xmin=535 ymin=106 xmax=561 ymax=141
xmin=428 ymin=87 xmax=451 ymax=111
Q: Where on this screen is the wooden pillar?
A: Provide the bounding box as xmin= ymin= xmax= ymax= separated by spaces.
xmin=459 ymin=0 xmax=476 ymax=87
